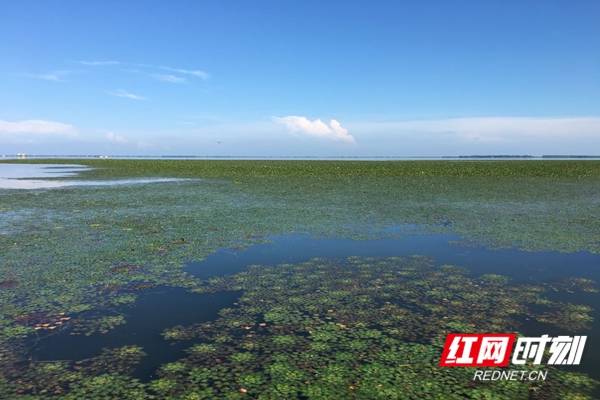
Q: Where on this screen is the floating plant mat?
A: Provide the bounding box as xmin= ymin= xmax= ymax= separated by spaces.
xmin=4 ymin=254 xmax=599 ymax=398
xmin=164 ymin=255 xmax=599 ymax=399
xmin=187 ymin=233 xmax=600 ymax=378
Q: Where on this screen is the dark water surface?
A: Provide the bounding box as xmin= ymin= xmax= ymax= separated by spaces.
xmin=32 ymin=288 xmax=240 ymax=380
xmin=32 ymin=231 xmax=600 ymax=382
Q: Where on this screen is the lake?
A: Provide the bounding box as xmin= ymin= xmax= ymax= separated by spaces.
xmin=2 ymin=159 xmax=600 ymax=399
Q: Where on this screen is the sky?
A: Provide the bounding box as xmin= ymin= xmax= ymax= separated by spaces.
xmin=1 ymin=0 xmax=600 ymax=156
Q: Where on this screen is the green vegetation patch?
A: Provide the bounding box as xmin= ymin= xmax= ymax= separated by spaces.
xmin=157 ymin=256 xmax=596 ymax=399
xmin=3 ymin=256 xmax=597 ymax=398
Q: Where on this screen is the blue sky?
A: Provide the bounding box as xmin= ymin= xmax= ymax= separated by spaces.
xmin=1 ymin=0 xmax=600 ymax=156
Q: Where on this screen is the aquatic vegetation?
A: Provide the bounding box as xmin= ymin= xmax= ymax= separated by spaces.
xmin=548 ymin=278 xmax=599 ymax=294
xmin=537 ymin=304 xmax=594 ymax=331
xmin=61 ymin=375 xmax=146 ymax=400
xmin=1 ymin=346 xmax=145 ymax=398
xmin=0 ymin=279 xmax=19 ymax=289
xmin=0 ymin=256 xmax=596 ymax=398
xmin=78 ymin=345 xmax=146 ymax=376
xmin=1 ymin=160 xmax=600 ymax=398
xmin=70 ymin=315 xmax=126 ymax=336
xmin=8 ymin=158 xmax=599 ymax=179
xmin=145 ymin=256 xmax=595 ymax=399
xmin=14 ymin=312 xmax=71 ymax=333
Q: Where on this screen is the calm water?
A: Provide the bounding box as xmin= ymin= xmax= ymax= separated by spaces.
xmin=0 ymin=164 xmax=89 ymax=189
xmin=32 ymin=232 xmax=600 ymax=381
xmin=0 ymin=163 xmax=186 ymax=189
xmin=31 ymin=288 xmax=240 ymax=380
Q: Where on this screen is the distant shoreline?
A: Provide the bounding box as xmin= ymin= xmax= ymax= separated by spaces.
xmin=2 ymin=154 xmax=600 ymax=161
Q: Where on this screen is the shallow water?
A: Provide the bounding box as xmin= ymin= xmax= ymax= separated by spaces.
xmin=32 ymin=231 xmax=600 ymax=382
xmin=31 ymin=287 xmax=240 ymax=380
xmin=0 ymin=163 xmax=187 ymax=189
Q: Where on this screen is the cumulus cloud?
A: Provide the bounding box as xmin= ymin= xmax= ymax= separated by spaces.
xmin=107 ymin=89 xmax=146 ymax=101
xmin=0 ymin=120 xmax=77 ymax=136
xmin=105 ymin=132 xmax=128 ymax=144
xmin=273 ymin=116 xmax=355 ymax=143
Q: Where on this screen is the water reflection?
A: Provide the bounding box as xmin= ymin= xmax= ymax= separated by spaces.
xmin=0 ymin=163 xmax=186 ymax=189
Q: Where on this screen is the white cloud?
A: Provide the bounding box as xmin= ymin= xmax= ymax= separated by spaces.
xmin=23 ymin=70 xmax=70 ymax=82
xmin=105 ymin=132 xmax=128 ymax=144
xmin=159 ymin=66 xmax=210 ymax=80
xmin=0 ymin=119 xmax=77 ymax=136
xmin=273 ymin=116 xmax=355 ymax=143
xmin=107 ymin=89 xmax=146 ymax=101
xmin=351 ymin=117 xmax=600 ymax=142
xmin=79 ymin=60 xmax=120 ymax=66
xmin=151 ymin=73 xmax=187 ymax=83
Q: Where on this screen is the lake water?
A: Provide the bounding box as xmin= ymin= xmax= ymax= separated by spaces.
xmin=0 ymin=163 xmax=186 ymax=189
xmin=31 ymin=232 xmax=600 ymax=382
xmin=30 ymin=288 xmax=240 ymax=380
